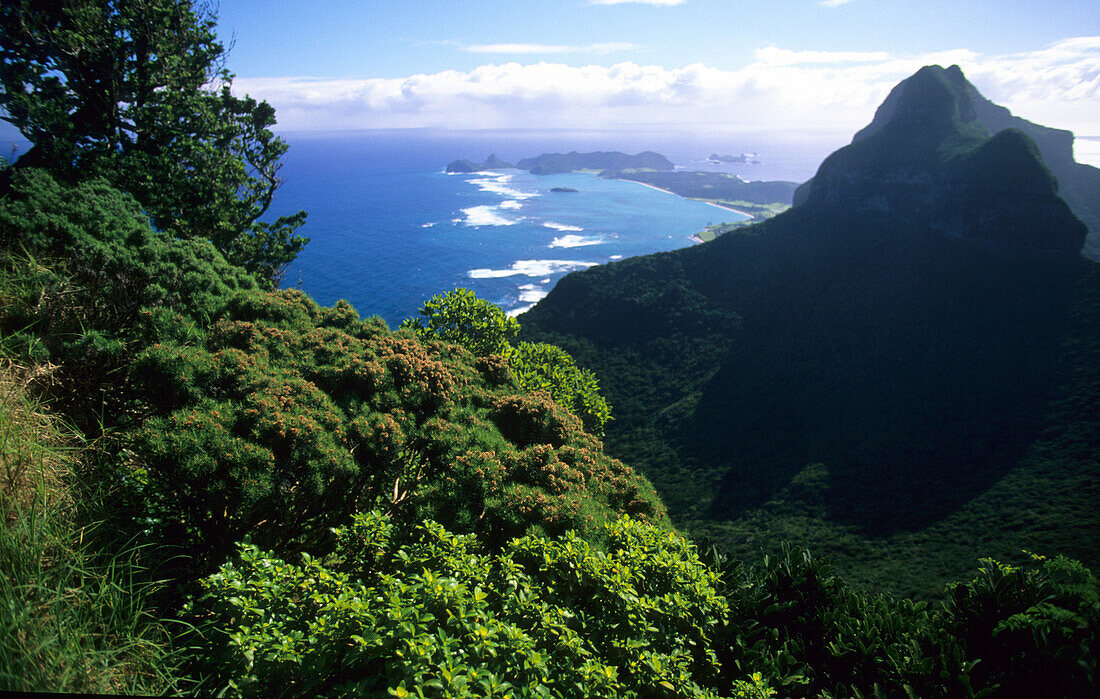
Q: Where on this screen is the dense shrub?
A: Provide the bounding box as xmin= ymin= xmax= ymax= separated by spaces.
xmin=711 ymin=545 xmax=969 ymax=698
xmin=404 ymin=288 xmax=613 ymax=436
xmin=942 ymin=554 xmax=1098 ymax=696
xmin=188 ymin=511 xmax=773 ymax=698
xmin=129 ymin=288 xmax=665 ymax=566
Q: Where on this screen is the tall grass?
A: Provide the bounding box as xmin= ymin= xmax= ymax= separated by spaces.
xmin=0 ymin=360 xmax=183 ymax=694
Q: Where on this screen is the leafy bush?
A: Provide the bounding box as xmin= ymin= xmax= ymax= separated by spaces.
xmin=509 ymin=341 xmax=613 ymax=436
xmin=188 ymin=511 xmax=772 ymax=698
xmin=942 ymin=554 xmax=1098 ymax=696
xmin=404 ymin=288 xmax=613 ymax=436
xmin=402 ymin=288 xmax=520 ymax=357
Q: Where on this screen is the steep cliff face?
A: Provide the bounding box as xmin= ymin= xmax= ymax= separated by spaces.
xmin=797 ymin=64 xmax=1100 ymax=256
xmin=801 ymin=66 xmax=1085 ymax=253
xmin=853 ymin=65 xmax=1076 ymax=173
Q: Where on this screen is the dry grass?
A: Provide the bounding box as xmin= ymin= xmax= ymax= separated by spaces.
xmin=0 ymin=359 xmax=68 ymax=517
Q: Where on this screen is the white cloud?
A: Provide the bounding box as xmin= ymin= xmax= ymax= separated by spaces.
xmin=465 ymin=42 xmax=644 ymax=55
xmin=590 ymin=0 xmax=687 ymax=5
xmin=819 ymin=0 xmax=857 ymax=6
xmin=237 ymin=37 xmax=1100 ymax=162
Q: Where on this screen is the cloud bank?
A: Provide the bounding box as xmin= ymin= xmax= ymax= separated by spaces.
xmin=237 ymin=38 xmax=1100 ymax=152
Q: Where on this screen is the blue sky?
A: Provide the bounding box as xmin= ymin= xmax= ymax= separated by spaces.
xmin=216 ymin=0 xmax=1097 ymax=78
xmin=215 ymin=1 xmax=1099 ymax=161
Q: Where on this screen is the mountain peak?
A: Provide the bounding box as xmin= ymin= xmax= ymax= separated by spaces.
xmin=800 ymin=64 xmax=1086 ymax=254
xmin=852 ymin=65 xmax=978 ymax=144
xmin=891 ymin=65 xmax=974 ymax=129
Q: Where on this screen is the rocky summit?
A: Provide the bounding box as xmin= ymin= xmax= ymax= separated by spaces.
xmin=796 ymin=65 xmax=1086 ymax=253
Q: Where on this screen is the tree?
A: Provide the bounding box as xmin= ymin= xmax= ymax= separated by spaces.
xmin=0 ymin=0 xmax=307 ymax=283
xmin=510 ymin=341 xmax=612 ymax=436
xmin=402 ymin=288 xmax=520 ymax=357
xmin=403 ymin=289 xmax=613 ymax=435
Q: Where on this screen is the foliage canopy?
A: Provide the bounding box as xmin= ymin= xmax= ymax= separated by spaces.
xmin=0 ymin=0 xmax=307 ymax=282
xmin=404 ymin=289 xmax=613 ymax=436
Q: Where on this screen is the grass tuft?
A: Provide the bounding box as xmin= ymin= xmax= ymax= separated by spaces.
xmin=0 ymin=360 xmax=183 ymax=694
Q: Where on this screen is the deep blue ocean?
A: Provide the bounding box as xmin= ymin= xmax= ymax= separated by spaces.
xmin=269 ymin=131 xmax=828 ymax=327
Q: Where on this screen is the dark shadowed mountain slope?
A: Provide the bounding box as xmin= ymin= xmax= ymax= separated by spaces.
xmin=520 ymin=65 xmax=1100 ymax=598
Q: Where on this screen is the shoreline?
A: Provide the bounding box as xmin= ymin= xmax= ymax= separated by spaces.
xmin=617 ymin=178 xmax=756 ymax=219
xmin=703 ymin=200 xmax=755 ymax=218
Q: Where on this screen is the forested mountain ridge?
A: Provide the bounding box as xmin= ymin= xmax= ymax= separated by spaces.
xmin=521 ymin=65 xmax=1100 ymax=599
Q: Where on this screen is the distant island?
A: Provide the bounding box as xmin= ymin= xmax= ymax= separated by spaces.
xmin=708 ymin=152 xmax=760 ymax=164
xmin=445 ymin=154 xmax=514 ymax=173
xmin=445 ymin=150 xmax=798 ymax=233
xmin=517 ymin=151 xmax=675 ymax=175
xmin=446 ymin=151 xmax=675 ymax=175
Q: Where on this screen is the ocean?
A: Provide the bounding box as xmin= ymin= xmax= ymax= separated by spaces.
xmin=270 ymin=130 xmax=831 ymax=327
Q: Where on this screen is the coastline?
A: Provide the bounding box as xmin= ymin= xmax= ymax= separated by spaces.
xmin=618 ymin=178 xmax=756 ymax=219
xmin=703 ymin=200 xmax=754 ymax=218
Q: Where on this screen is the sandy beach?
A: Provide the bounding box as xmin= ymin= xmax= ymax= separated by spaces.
xmin=620 ymin=179 xmax=755 ymax=219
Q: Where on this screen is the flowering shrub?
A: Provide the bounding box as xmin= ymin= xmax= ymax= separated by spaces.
xmin=403 ymin=288 xmax=613 ymax=436
xmin=130 ymin=287 xmax=664 ymax=564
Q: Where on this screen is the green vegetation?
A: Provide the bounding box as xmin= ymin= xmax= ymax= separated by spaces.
xmin=0 ymin=0 xmax=307 ymax=282
xmin=186 ymin=512 xmax=753 ymax=698
xmin=707 ymin=201 xmax=790 ymax=219
xmin=695 ymin=215 xmax=783 ymax=243
xmin=1 ymin=9 xmax=1097 ymax=695
xmin=182 ymin=512 xmax=1100 ymax=698
xmin=0 ymin=361 xmax=182 ymax=694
